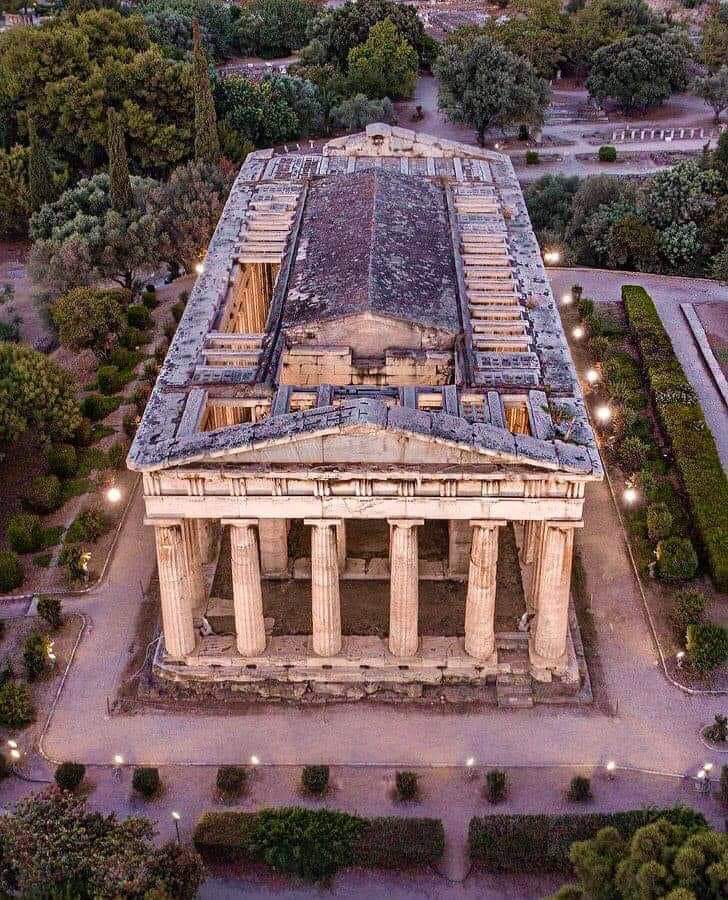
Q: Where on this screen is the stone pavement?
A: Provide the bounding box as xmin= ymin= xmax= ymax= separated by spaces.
xmin=549 ymin=268 xmax=728 ymax=470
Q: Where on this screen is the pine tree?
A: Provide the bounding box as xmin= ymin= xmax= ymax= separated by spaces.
xmin=27 ymin=117 xmax=56 ymax=212
xmin=192 ymin=20 xmax=220 ymax=164
xmin=107 ymin=107 xmax=133 ymax=213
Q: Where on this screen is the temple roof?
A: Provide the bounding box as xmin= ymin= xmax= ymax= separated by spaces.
xmin=284 ymin=171 xmax=459 ymax=332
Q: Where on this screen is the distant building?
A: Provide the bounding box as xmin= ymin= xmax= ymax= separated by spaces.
xmin=128 ymin=125 xmax=602 ymax=702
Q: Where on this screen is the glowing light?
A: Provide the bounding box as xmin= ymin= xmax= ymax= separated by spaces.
xmin=106 ymin=486 xmax=122 ymax=504
xmin=704 ymin=762 xmax=714 ymax=773
xmin=113 ymin=754 xmax=124 ymax=766
xmin=250 ymin=755 xmax=260 ymax=766
xmin=623 ymin=486 xmax=638 ymax=506
xmin=7 ymin=740 xmax=17 ymax=750
xmin=697 ymin=769 xmax=707 ymax=779
xmin=466 ymin=757 xmax=476 ymax=768
xmin=172 ymin=811 xmax=181 ymax=820
xmin=194 ymin=262 xmax=205 ymax=275
xmin=561 ymin=292 xmax=573 ymax=306
xmin=595 ymin=405 xmax=612 ymax=424
xmin=606 ymin=760 xmax=616 ymax=772
xmin=9 ymin=749 xmax=20 ymax=761
xmin=572 ymin=326 xmax=585 ymax=340
xmin=585 ymin=368 xmax=599 ymax=385
xmin=544 ymin=250 xmax=562 ymax=265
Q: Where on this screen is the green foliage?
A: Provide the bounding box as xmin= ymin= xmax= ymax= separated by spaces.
xmin=22 ymin=629 xmax=51 ymax=681
xmin=670 ymin=589 xmax=707 ymax=639
xmin=567 ymin=776 xmax=592 ymax=803
xmin=616 ymin=434 xmax=650 ymax=473
xmin=330 ymin=94 xmax=396 ymax=130
xmin=641 ymin=162 xmax=721 ymax=230
xmin=96 ymin=365 xmax=123 ymax=395
xmin=0 ymin=549 xmax=23 ymax=592
xmin=395 ymin=770 xmax=419 ymax=801
xmin=705 ymin=714 xmax=728 ymax=743
xmin=468 ymin=808 xmax=707 ymax=872
xmin=0 ymin=145 xmax=30 ymax=240
xmin=561 ymin=817 xmax=728 ymax=899
xmin=51 ymin=287 xmax=128 ymax=353
xmin=0 ymin=343 xmax=80 ymax=446
xmin=525 ymin=150 xmax=540 ymax=165
xmin=721 ymin=765 xmax=728 ymax=805
xmin=598 ymin=145 xmax=617 ymax=162
xmin=27 ymin=116 xmax=57 ymax=213
xmin=192 ymin=19 xmax=220 ymax=164
xmin=141 ymin=0 xmax=237 ymax=60
xmin=79 ymin=393 xmax=122 ymax=423
xmin=0 ymin=789 xmax=204 ymax=898
xmin=126 ymin=303 xmax=151 ymax=330
xmin=65 ymin=507 xmax=109 ymax=544
xmin=133 ymin=766 xmax=161 ymax=798
xmin=0 ymin=679 xmax=34 ymax=727
xmin=485 ymin=769 xmax=509 ymax=804
xmin=434 ymin=35 xmax=550 ymax=144
xmin=107 ymin=106 xmax=133 ymax=213
xmin=656 ymin=537 xmax=699 ymax=582
xmin=586 ymin=33 xmax=690 ymax=112
xmin=687 ymin=622 xmax=728 ymax=673
xmin=710 ymin=245 xmax=728 ymax=283
xmin=347 ymin=19 xmax=419 ymax=100
xmin=302 ymin=765 xmax=329 ymax=795
xmin=37 ymin=593 xmax=63 ymax=629
xmin=246 ymin=807 xmax=367 ymax=881
xmin=24 ymin=474 xmax=63 ymax=514
xmin=646 ymin=502 xmax=673 ymax=542
xmin=216 ymin=765 xmax=247 ymax=797
xmin=693 ymin=65 xmax=728 ymax=123
xmin=235 ymin=0 xmax=316 ymax=58
xmin=623 ymin=286 xmax=728 ymax=590
xmin=46 ymin=443 xmax=79 ymax=479
xmin=355 ymin=816 xmax=445 ymax=869
xmin=524 ymin=175 xmax=580 ymax=237
xmin=6 ymin=512 xmax=44 ymax=554
xmin=55 ymin=761 xmax=86 ymax=791
xmin=701 ymin=2 xmax=728 ymax=71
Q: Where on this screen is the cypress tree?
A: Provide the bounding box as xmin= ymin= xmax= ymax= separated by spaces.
xmin=107 ymin=107 xmax=133 ymax=213
xmin=27 ymin=117 xmax=56 ymax=212
xmin=192 ymin=20 xmax=220 ymax=164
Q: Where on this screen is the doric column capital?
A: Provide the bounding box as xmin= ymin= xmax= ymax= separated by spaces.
xmin=543 ymin=520 xmax=584 ymax=530
xmin=221 ymin=518 xmax=258 ymax=529
xmin=387 ymin=518 xmax=424 ymax=528
xmin=304 ymin=518 xmax=343 ymax=528
xmin=469 ymin=519 xmax=507 ymax=529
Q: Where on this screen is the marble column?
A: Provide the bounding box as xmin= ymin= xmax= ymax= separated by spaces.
xmin=305 ymin=519 xmax=342 ymax=656
xmin=181 ymin=519 xmax=206 ymax=619
xmin=464 ymin=520 xmax=504 ymax=660
xmin=530 ymin=522 xmax=579 ymax=672
xmin=388 ymin=519 xmax=423 ymax=657
xmin=226 ymin=519 xmax=266 ymax=656
xmin=154 ymin=522 xmax=195 ymax=659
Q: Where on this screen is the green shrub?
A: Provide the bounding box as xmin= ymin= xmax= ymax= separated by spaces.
xmin=118 ymin=326 xmax=146 ymax=350
xmin=687 ymin=622 xmax=728 ymax=673
xmin=0 ymin=751 xmax=10 ymax=780
xmin=0 ymin=550 xmax=24 ymax=591
xmin=485 ymin=769 xmax=509 ymax=804
xmin=24 ymin=475 xmax=62 ymax=514
xmin=598 ymin=145 xmax=617 ymax=162
xmin=106 ymin=442 xmax=127 ymax=469
xmin=141 ymin=290 xmax=157 ymax=309
xmin=646 ymin=502 xmax=673 ymax=542
xmin=355 ymin=816 xmax=445 ymax=869
xmin=623 ymin=286 xmax=728 ymax=591
xmin=122 ymin=413 xmax=138 ymax=438
xmin=706 ymin=714 xmax=728 ymax=743
xmin=37 ymin=594 xmax=63 ymax=629
xmin=567 ymin=776 xmax=592 ymax=802
xmin=6 ymin=513 xmax=44 ymax=554
xmin=132 ymin=766 xmax=161 ymax=798
xmin=302 ymin=765 xmax=329 ymax=795
xmin=721 ymin=766 xmax=728 ymax=805
xmin=468 ymin=807 xmax=706 ymax=872
xmin=0 ymin=680 xmax=34 ymax=728
xmin=96 ymin=365 xmax=122 ymax=395
xmin=79 ymin=394 xmax=117 ymax=422
xmin=247 ymin=807 xmax=365 ymax=881
xmin=105 ymin=347 xmax=138 ymax=371
xmin=65 ymin=507 xmax=109 ymax=544
xmin=617 ymin=435 xmax=650 ymax=473
xmin=395 ymin=771 xmax=418 ymax=801
xmin=525 ymin=150 xmax=540 ymax=165
xmin=55 ymin=761 xmax=85 ymax=791
xmin=22 ymin=630 xmax=50 ymax=681
xmin=656 ymin=537 xmax=699 ymax=581
xmin=132 ymin=384 xmax=151 ymax=414
xmin=46 ymin=443 xmax=78 ymax=479
xmin=669 ymin=589 xmax=706 ymax=638
xmin=126 ymin=304 xmax=151 ymax=329
xmin=216 ymin=765 xmax=246 ymax=797
xmin=171 ymin=300 xmax=186 ymax=323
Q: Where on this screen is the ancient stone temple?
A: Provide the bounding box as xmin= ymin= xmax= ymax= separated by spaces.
xmin=128 ymin=125 xmax=603 ymax=702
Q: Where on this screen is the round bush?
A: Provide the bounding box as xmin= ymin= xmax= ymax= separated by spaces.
xmin=23 ymin=631 xmax=50 ymax=681
xmin=669 ymin=589 xmax=706 ymax=639
xmin=96 ymin=365 xmax=122 ymax=395
xmin=617 ymin=435 xmax=650 ymax=473
xmin=656 ymin=537 xmax=699 ymax=582
xmin=126 ymin=304 xmax=151 ymax=329
xmin=141 ymin=290 xmax=157 ymax=310
xmin=567 ymin=775 xmax=592 ymax=802
xmin=0 ymin=550 xmax=24 ymax=592
xmin=395 ymin=771 xmax=418 ymax=801
xmin=133 ymin=766 xmax=161 ymax=798
xmin=24 ymin=475 xmax=63 ymax=514
xmin=646 ymin=502 xmax=673 ymax=543
xmin=37 ymin=594 xmax=63 ymax=629
xmin=302 ymin=765 xmax=329 ymax=795
xmin=598 ymin=145 xmax=617 ymax=162
xmin=525 ymin=150 xmax=540 ymax=165
xmin=55 ymin=761 xmax=86 ymax=791
xmin=6 ymin=513 xmax=44 ymax=554
xmin=46 ymin=443 xmax=78 ymax=479
xmin=118 ymin=327 xmax=146 ymax=350
xmin=216 ymin=765 xmax=247 ymax=797
xmin=73 ymin=417 xmax=95 ymax=447
xmin=0 ymin=680 xmax=34 ymax=728
xmin=687 ymin=623 xmax=728 ymax=674
xmin=485 ymin=769 xmax=509 ymax=804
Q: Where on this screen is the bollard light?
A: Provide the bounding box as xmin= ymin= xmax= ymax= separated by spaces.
xmin=595 ymin=405 xmax=612 ymax=425
xmin=250 ymin=755 xmax=260 ymax=766
xmin=194 ymin=262 xmax=205 ymax=275
xmin=585 ymin=368 xmax=599 ymax=385
xmin=9 ymin=748 xmax=20 ymax=762
xmin=106 ymin=486 xmax=122 ymax=504
xmin=572 ymin=326 xmax=585 ymax=340
xmin=676 ymin=650 xmax=686 ymax=669
xmin=561 ymin=292 xmax=573 ymax=306
xmin=623 ymin=486 xmax=638 ymax=506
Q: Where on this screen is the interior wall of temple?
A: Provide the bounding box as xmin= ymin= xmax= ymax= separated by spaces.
xmin=221 ymin=262 xmax=279 ymax=333
xmin=287 ymin=315 xmax=454 ymax=357
xmin=279 ymin=346 xmax=454 ymax=387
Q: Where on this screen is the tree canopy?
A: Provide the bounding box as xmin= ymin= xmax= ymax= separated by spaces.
xmin=434 ymin=35 xmax=550 ymax=145
xmin=347 ymin=19 xmax=419 ymax=99
xmin=235 ymin=0 xmax=317 ymax=59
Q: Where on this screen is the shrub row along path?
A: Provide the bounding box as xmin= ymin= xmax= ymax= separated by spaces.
xmin=549 ymin=268 xmax=728 ymax=470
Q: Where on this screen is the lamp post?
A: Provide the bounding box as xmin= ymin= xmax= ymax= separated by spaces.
xmin=106 ymin=486 xmax=122 ymax=505
xmin=172 ymin=811 xmax=181 ymax=844
xmin=113 ymin=754 xmax=124 ymax=781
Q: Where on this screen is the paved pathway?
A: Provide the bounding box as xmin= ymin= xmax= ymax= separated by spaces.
xmin=549 ymin=268 xmax=728 ymax=470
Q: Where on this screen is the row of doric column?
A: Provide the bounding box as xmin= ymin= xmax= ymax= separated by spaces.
xmin=152 ymin=517 xmax=578 ymax=673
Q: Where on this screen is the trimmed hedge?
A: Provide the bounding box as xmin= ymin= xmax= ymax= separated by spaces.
xmin=193 ymin=809 xmax=444 ymax=871
xmin=622 ymin=285 xmax=728 ymax=590
xmin=468 ymin=807 xmax=707 ymax=873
